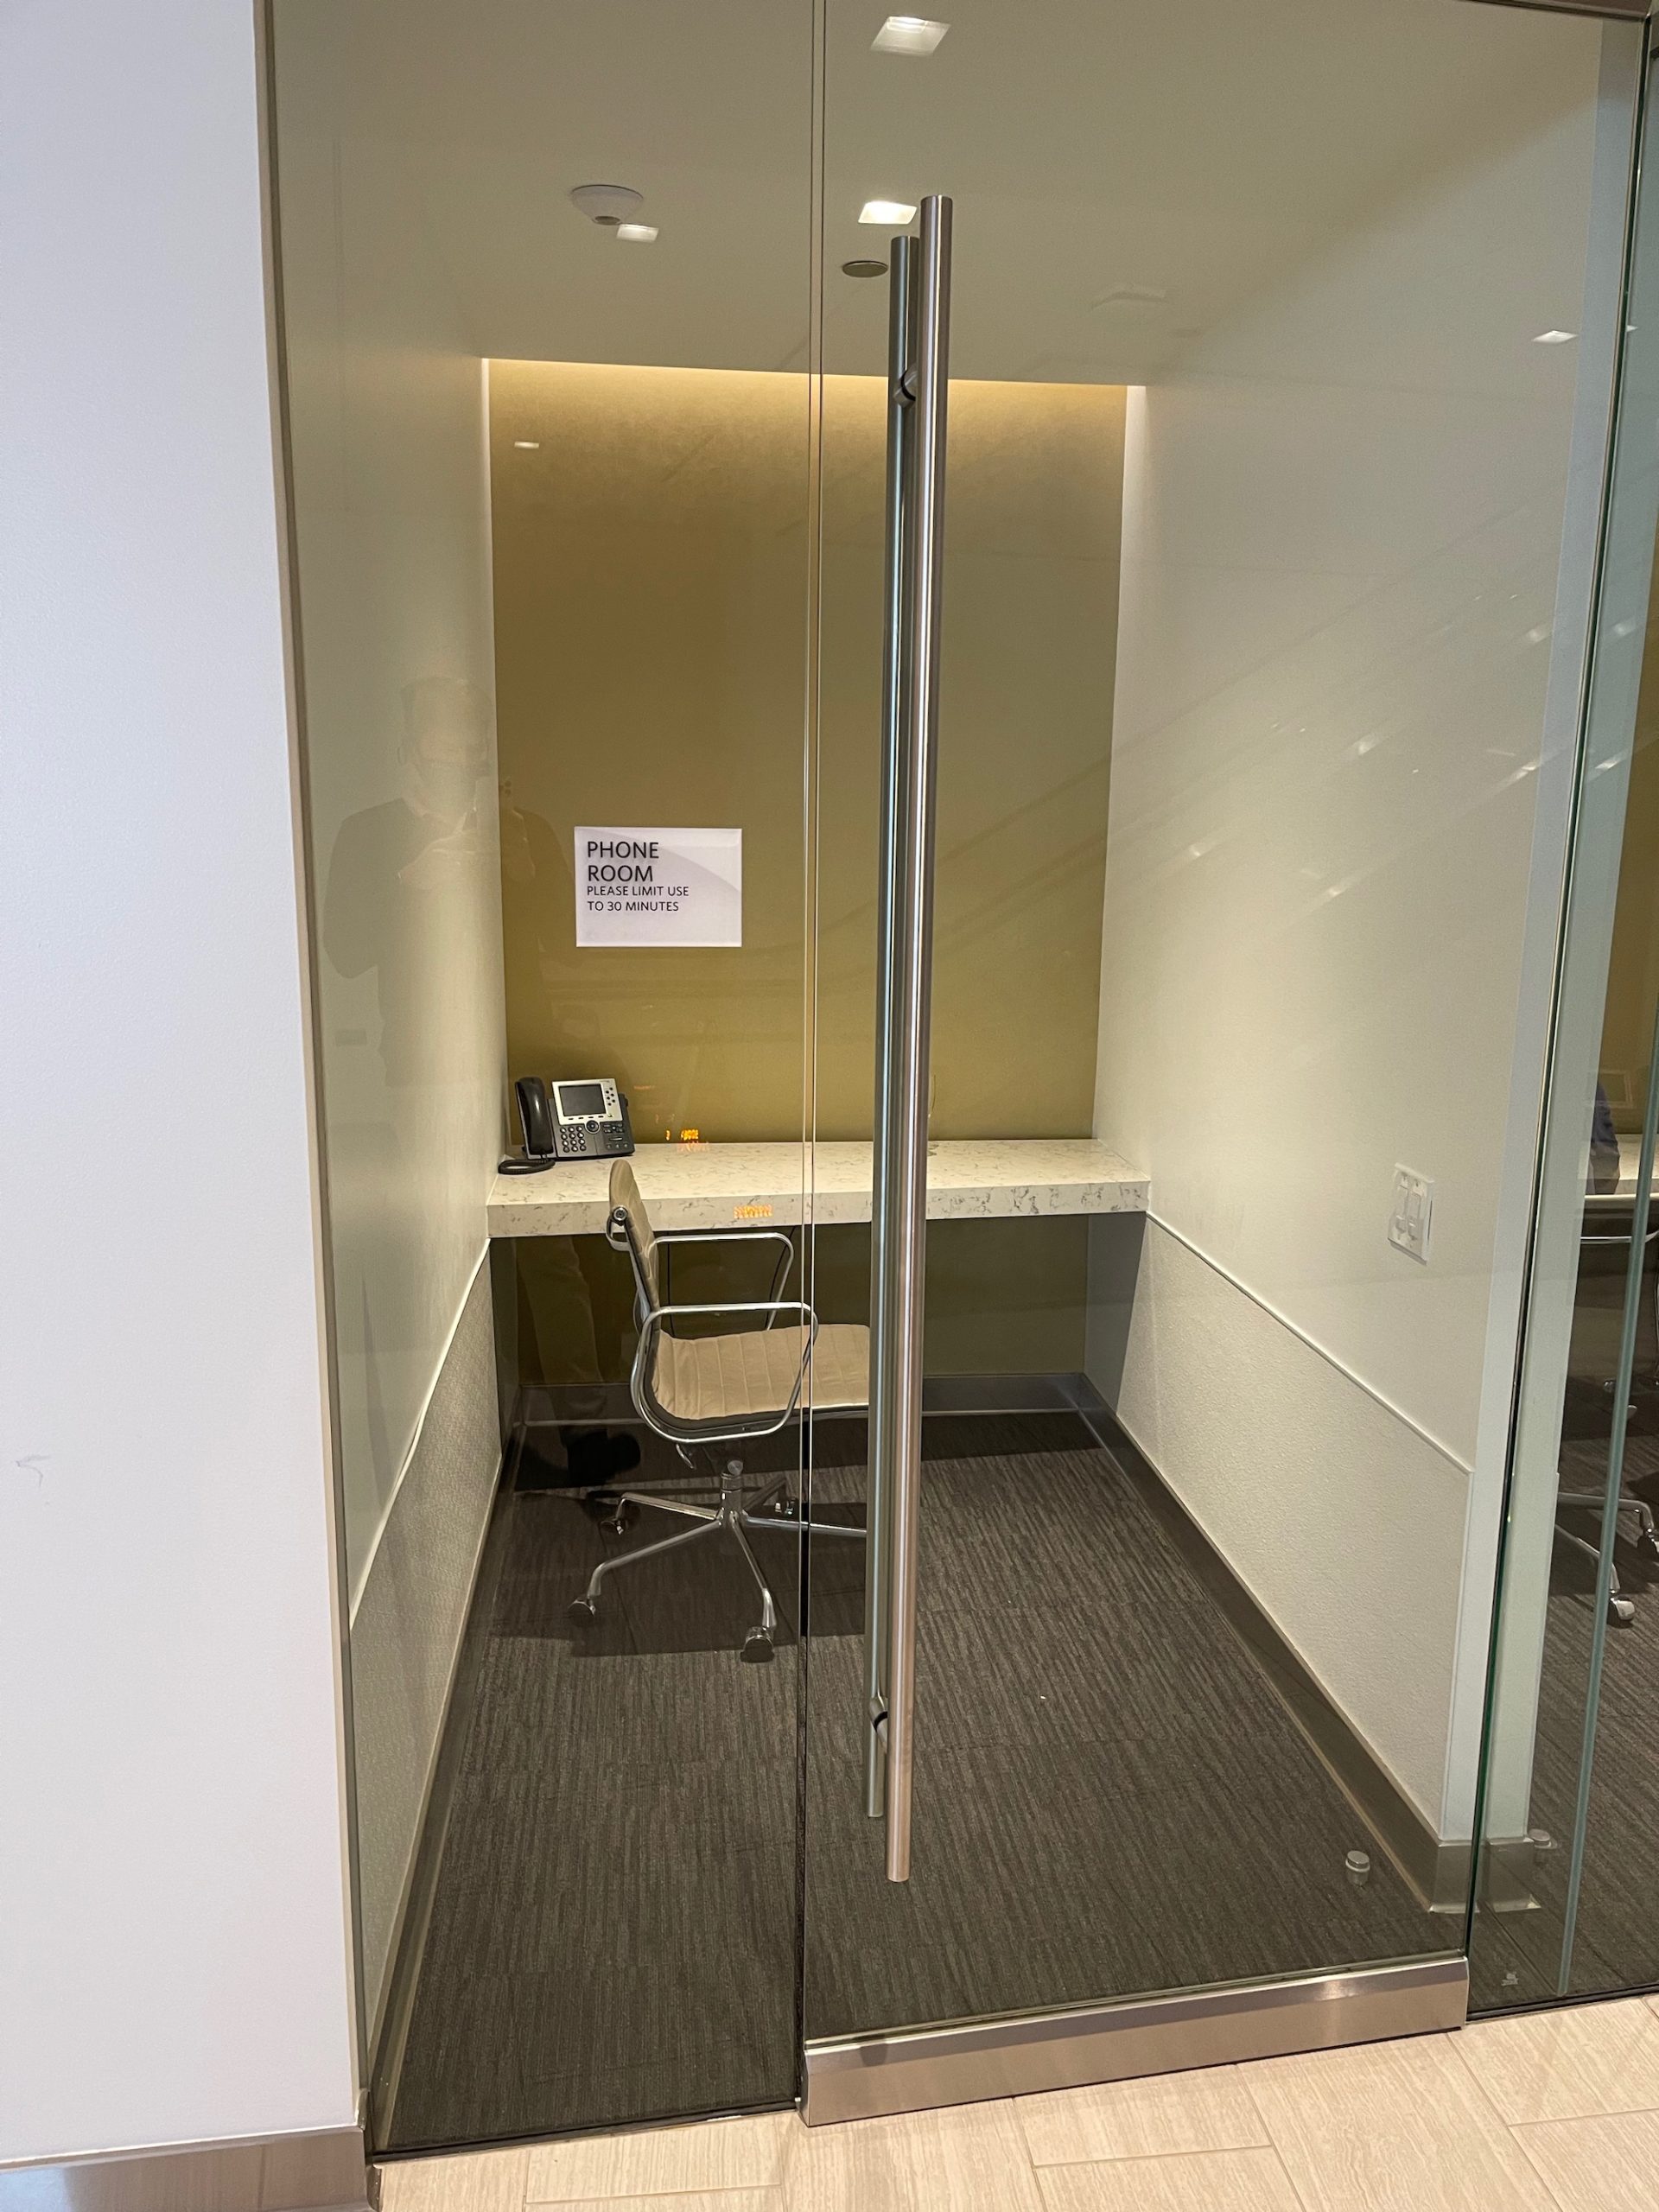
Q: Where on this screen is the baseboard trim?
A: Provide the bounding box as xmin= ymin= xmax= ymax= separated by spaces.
xmin=368 ymin=1466 xmax=518 ymax=2147
xmin=0 ymin=2126 xmax=367 ymax=2212
xmin=351 ymin=1253 xmax=509 ymax=2063
xmin=1071 ymin=1379 xmax=1469 ymax=1915
xmin=803 ymin=1957 xmax=1467 ymax=2124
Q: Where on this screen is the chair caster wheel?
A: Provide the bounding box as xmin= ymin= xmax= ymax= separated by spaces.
xmin=569 ymin=1595 xmax=598 ymax=1626
xmin=741 ymin=1628 xmax=774 ymax=1664
xmin=1611 ymin=1592 xmax=1636 ymax=1625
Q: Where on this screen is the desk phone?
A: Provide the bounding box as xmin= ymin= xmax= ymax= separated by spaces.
xmin=501 ymin=1077 xmax=635 ymax=1173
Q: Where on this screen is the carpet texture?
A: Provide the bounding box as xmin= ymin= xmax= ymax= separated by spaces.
xmin=385 ymin=1413 xmax=1443 ymax=2153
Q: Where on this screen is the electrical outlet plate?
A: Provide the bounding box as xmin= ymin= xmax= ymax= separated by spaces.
xmin=1389 ymin=1166 xmax=1433 ymax=1263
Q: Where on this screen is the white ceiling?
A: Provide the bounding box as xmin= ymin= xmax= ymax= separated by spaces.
xmin=271 ymin=0 xmax=1602 ymax=383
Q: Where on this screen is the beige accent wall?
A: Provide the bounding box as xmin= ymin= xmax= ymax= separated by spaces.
xmin=490 ymin=359 xmax=1123 ymax=1145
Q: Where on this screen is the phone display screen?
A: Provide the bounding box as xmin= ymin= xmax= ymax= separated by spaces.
xmin=556 ymin=1081 xmax=607 ymax=1120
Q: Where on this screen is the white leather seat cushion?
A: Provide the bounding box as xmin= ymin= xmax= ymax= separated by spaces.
xmin=651 ymin=1320 xmax=869 ymax=1425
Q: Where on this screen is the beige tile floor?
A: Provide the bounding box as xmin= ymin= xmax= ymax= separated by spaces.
xmin=378 ymin=1995 xmax=1659 ymax=2212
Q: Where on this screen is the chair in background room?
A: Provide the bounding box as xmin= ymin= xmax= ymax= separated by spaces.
xmin=1556 ymin=1176 xmax=1659 ymax=1623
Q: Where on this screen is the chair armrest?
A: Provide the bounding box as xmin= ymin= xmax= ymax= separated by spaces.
xmin=652 ymin=1228 xmax=796 ymax=1318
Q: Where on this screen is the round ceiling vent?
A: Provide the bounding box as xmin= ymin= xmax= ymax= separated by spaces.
xmin=842 ymin=258 xmax=887 ymax=278
xmin=569 ymin=183 xmax=645 ymax=228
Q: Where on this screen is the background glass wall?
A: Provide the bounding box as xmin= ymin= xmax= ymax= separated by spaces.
xmin=1476 ymin=45 xmax=1659 ymax=2009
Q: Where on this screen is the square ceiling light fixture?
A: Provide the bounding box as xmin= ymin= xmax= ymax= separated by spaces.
xmin=616 ymin=222 xmax=658 ymax=243
xmin=860 ymin=198 xmax=918 ymax=226
xmin=873 ymin=15 xmax=949 ymax=54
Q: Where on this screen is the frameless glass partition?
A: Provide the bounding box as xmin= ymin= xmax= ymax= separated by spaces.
xmin=1475 ymin=42 xmax=1659 ymax=2010
xmin=270 ymin=0 xmax=1659 ymax=2161
xmin=268 ymin=0 xmax=818 ymax=2152
xmin=804 ymin=0 xmax=1637 ymax=2105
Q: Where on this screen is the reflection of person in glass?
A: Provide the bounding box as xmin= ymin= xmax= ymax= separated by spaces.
xmin=322 ymin=677 xmax=493 ymax=1084
xmin=1590 ymin=1083 xmax=1622 ymax=1195
xmin=325 ymin=683 xmax=633 ymax=1487
xmin=499 ymin=775 xmax=571 ymax=1029
xmin=498 ymin=782 xmax=639 ymax=1485
xmin=500 ymin=791 xmax=640 ymax=1487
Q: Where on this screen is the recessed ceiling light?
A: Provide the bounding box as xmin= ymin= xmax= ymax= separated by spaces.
xmin=616 ymin=223 xmax=658 ymax=243
xmin=569 ymin=182 xmax=644 ymax=227
xmin=842 ymin=258 xmax=888 ymax=278
xmin=1534 ymin=329 xmax=1576 ymax=344
xmin=873 ymin=15 xmax=949 ymax=54
xmin=513 ymin=440 xmax=540 ymax=450
xmin=860 ymin=198 xmax=918 ymax=226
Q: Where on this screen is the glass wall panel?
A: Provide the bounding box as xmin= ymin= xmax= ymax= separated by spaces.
xmin=1475 ymin=48 xmax=1659 ymax=2007
xmin=270 ymin=0 xmax=1659 ymax=2149
xmin=805 ymin=0 xmax=1628 ymax=2056
xmin=269 ymin=0 xmax=817 ymax=2152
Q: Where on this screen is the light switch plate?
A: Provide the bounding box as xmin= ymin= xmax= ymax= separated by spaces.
xmin=1389 ymin=1166 xmax=1433 ymax=1263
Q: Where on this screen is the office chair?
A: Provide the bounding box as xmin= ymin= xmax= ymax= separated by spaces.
xmin=569 ymin=1159 xmax=869 ymax=1661
xmin=1557 ymin=1191 xmax=1659 ymax=1624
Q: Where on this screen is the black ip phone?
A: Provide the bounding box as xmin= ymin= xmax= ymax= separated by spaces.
xmin=500 ymin=1077 xmax=635 ymax=1173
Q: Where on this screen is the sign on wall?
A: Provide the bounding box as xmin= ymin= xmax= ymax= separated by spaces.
xmin=574 ymin=826 xmax=743 ymax=948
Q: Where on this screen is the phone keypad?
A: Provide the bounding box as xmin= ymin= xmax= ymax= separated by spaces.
xmin=560 ymin=1121 xmax=628 ymax=1159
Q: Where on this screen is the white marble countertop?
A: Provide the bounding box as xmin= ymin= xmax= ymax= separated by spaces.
xmin=487 ymin=1137 xmax=1148 ymax=1238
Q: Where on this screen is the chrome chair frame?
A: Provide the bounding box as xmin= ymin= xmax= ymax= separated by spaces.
xmin=567 ymin=1188 xmax=866 ymax=1661
xmin=1560 ymin=1202 xmax=1659 ymax=1624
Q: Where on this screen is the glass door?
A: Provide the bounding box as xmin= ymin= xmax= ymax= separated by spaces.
xmin=803 ymin=0 xmax=1642 ymax=2118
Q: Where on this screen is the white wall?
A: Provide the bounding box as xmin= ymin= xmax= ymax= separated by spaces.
xmin=270 ymin=13 xmax=508 ymax=2034
xmin=1090 ymin=43 xmax=1608 ymax=1831
xmin=0 ymin=0 xmax=355 ymax=2165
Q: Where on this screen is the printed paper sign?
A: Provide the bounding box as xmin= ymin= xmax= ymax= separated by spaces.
xmin=575 ymin=826 xmax=743 ymax=948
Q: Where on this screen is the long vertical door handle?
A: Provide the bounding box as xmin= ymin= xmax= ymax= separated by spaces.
xmin=868 ymin=194 xmax=951 ymax=1885
xmin=865 ymin=232 xmax=916 ymax=1825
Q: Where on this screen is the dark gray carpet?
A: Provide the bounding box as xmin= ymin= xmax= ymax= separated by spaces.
xmin=798 ymin=1431 xmax=1437 ymax=2037
xmin=1469 ymin=1426 xmax=1659 ymax=2011
xmin=384 ymin=1413 xmax=1440 ymax=2153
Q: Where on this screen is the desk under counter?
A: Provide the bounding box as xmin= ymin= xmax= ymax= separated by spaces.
xmin=487 ymin=1137 xmax=1148 ymax=1239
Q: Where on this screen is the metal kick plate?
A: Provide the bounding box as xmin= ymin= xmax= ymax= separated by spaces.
xmin=802 ymin=1958 xmax=1469 ymax=2126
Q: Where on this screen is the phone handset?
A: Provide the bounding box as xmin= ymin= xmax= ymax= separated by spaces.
xmin=499 ymin=1077 xmax=559 ymax=1175
xmin=518 ymin=1077 xmax=556 ymax=1157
